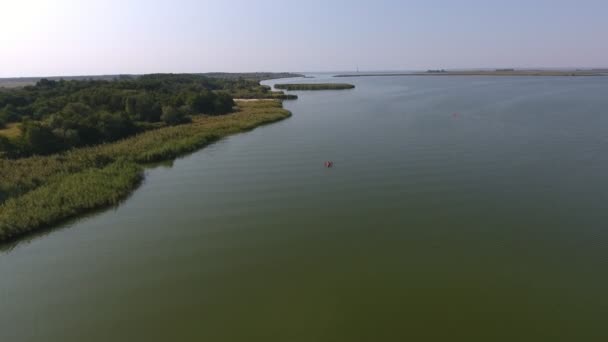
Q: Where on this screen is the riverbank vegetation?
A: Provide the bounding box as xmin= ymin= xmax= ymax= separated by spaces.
xmin=0 ymin=99 xmax=291 ymax=242
xmin=203 ymin=72 xmax=303 ymax=81
xmin=0 ymin=160 xmax=142 ymax=241
xmin=274 ymin=83 xmax=355 ymax=90
xmin=0 ymin=74 xmax=296 ymax=158
xmin=0 ymin=72 xmax=304 ymax=89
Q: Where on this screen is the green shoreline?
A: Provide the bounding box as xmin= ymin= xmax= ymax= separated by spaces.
xmin=275 ymin=83 xmax=355 ymax=90
xmin=0 ymin=100 xmax=291 ymax=242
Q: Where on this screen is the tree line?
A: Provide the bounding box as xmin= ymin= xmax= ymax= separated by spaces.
xmin=0 ymin=74 xmax=285 ymax=157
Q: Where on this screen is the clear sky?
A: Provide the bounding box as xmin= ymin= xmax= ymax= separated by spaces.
xmin=1 ymin=0 xmax=606 ymax=77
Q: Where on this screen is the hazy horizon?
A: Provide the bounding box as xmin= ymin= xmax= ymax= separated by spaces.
xmin=2 ymin=0 xmax=607 ymax=78
xmin=3 ymin=67 xmax=608 ymax=80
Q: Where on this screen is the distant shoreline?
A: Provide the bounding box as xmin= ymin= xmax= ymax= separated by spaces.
xmin=335 ymin=70 xmax=607 ymax=77
xmin=275 ymin=83 xmax=355 ymax=90
xmin=0 ymin=72 xmax=304 ymax=89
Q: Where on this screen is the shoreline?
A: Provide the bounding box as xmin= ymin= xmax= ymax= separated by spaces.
xmin=274 ymin=83 xmax=355 ymax=90
xmin=335 ymin=70 xmax=606 ymax=77
xmin=0 ymin=100 xmax=292 ymax=243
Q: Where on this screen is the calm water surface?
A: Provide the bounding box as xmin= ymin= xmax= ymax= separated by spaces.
xmin=2 ymin=75 xmax=608 ymax=341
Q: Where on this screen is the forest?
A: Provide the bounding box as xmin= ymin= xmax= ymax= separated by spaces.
xmin=0 ymin=73 xmax=297 ymax=157
xmin=0 ymin=73 xmax=299 ymax=241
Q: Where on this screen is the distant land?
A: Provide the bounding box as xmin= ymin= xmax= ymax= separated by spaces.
xmin=275 ymin=83 xmax=355 ymax=90
xmin=0 ymin=72 xmax=303 ymax=88
xmin=335 ymin=69 xmax=608 ymax=77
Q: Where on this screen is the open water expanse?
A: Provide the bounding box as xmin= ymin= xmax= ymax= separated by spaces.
xmin=2 ymin=74 xmax=608 ymax=341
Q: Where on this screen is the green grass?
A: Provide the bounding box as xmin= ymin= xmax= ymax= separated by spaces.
xmin=231 ymin=90 xmax=298 ymax=100
xmin=0 ymin=100 xmax=291 ymax=242
xmin=0 ymin=160 xmax=143 ymax=241
xmin=274 ymin=83 xmax=355 ymax=90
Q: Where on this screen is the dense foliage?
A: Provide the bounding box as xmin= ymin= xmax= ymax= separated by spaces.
xmin=0 ymin=100 xmax=291 ymax=241
xmin=0 ymin=72 xmax=303 ymax=88
xmin=203 ymin=72 xmax=303 ymax=81
xmin=0 ymin=71 xmax=297 ymax=241
xmin=0 ymin=74 xmax=300 ymax=157
xmin=274 ymin=83 xmax=355 ymax=90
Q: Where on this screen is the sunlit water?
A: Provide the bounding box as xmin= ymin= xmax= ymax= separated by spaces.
xmin=2 ymin=75 xmax=608 ymax=341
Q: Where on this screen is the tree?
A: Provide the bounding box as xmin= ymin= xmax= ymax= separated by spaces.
xmin=45 ymin=103 xmax=97 ymax=146
xmin=125 ymin=94 xmax=161 ymax=122
xmin=36 ymin=78 xmax=57 ymax=88
xmin=212 ymin=92 xmax=234 ymax=114
xmin=188 ymin=90 xmax=234 ymax=115
xmin=188 ymin=90 xmax=214 ymax=114
xmin=161 ymin=106 xmax=188 ymax=125
xmin=20 ymin=121 xmax=63 ymax=155
xmin=0 ymin=104 xmax=19 ymax=122
xmin=97 ymin=111 xmax=135 ymax=141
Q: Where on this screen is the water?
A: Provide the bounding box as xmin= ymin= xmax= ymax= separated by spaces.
xmin=2 ymin=75 xmax=608 ymax=341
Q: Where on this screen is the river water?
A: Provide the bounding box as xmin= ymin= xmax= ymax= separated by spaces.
xmin=2 ymin=75 xmax=608 ymax=341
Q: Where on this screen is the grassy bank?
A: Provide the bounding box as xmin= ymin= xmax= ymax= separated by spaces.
xmin=232 ymin=91 xmax=298 ymax=100
xmin=0 ymin=73 xmax=302 ymax=158
xmin=0 ymin=160 xmax=142 ymax=241
xmin=0 ymin=100 xmax=291 ymax=242
xmin=274 ymin=83 xmax=355 ymax=90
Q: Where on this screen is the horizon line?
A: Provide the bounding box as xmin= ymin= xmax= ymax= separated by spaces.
xmin=2 ymin=67 xmax=608 ymax=80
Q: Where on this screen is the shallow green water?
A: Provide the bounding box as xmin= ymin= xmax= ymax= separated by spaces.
xmin=2 ymin=75 xmax=608 ymax=341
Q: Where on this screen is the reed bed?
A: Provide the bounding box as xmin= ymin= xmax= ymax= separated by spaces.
xmin=274 ymin=83 xmax=355 ymax=90
xmin=0 ymin=100 xmax=290 ymax=241
xmin=0 ymin=160 xmax=142 ymax=241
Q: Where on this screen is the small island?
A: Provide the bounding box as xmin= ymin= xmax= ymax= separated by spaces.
xmin=274 ymin=83 xmax=355 ymax=90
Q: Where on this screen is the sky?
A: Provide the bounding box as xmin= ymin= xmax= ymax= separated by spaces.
xmin=1 ymin=0 xmax=606 ymax=77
